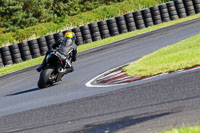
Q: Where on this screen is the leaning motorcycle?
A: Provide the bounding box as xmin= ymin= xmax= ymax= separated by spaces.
xmin=37 ymin=50 xmax=73 ymax=89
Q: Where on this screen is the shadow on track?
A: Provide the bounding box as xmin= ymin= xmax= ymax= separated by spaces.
xmin=72 ymin=111 xmax=175 ymax=133
xmin=6 ymin=88 xmax=40 ymax=96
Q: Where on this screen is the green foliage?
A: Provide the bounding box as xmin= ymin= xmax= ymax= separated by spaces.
xmin=0 ymin=0 xmax=170 ymax=47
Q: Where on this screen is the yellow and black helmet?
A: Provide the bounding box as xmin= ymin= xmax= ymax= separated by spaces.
xmin=64 ymin=32 xmax=76 ymax=42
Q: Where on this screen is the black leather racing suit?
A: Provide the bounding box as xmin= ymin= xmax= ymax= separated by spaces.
xmin=37 ymin=37 xmax=77 ymax=72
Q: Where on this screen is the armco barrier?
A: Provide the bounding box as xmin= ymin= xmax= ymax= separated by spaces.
xmin=0 ymin=0 xmax=200 ymax=67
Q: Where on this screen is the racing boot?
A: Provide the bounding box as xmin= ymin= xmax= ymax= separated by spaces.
xmin=36 ymin=59 xmax=46 ymax=72
xmin=64 ymin=66 xmax=74 ymax=74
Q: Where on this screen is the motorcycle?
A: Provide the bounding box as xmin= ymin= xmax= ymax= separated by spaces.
xmin=37 ymin=49 xmax=73 ymax=89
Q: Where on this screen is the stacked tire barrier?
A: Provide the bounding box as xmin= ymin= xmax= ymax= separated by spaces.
xmin=80 ymin=24 xmax=93 ymax=44
xmin=37 ymin=37 xmax=48 ymax=56
xmin=18 ymin=42 xmax=32 ymax=61
xmin=174 ymin=0 xmax=187 ymax=18
xmin=98 ymin=20 xmax=110 ymax=39
xmin=28 ymin=39 xmax=40 ymax=58
xmin=0 ymin=53 xmax=3 ymax=67
xmin=89 ymin=22 xmax=102 ymax=41
xmin=133 ymin=11 xmax=146 ymax=29
xmin=167 ymin=1 xmax=179 ymax=20
xmin=72 ymin=27 xmax=84 ymax=45
xmin=116 ymin=15 xmax=128 ymax=34
xmin=150 ymin=5 xmax=162 ymax=25
xmin=107 ymin=18 xmax=120 ymax=36
xmin=0 ymin=46 xmax=13 ymax=66
xmin=124 ymin=13 xmax=137 ymax=32
xmin=159 ymin=4 xmax=171 ymax=22
xmin=142 ymin=8 xmax=154 ymax=27
xmin=9 ymin=44 xmax=22 ymax=64
xmin=0 ymin=0 xmax=200 ymax=67
xmin=193 ymin=0 xmax=200 ymax=13
xmin=45 ymin=34 xmax=55 ymax=50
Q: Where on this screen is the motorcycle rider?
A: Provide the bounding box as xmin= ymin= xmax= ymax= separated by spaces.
xmin=36 ymin=32 xmax=77 ymax=74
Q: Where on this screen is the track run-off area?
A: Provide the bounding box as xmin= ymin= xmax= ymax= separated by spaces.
xmin=1 ymin=18 xmax=200 ymax=133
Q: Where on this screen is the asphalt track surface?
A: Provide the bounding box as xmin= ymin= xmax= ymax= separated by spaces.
xmin=0 ymin=18 xmax=200 ymax=133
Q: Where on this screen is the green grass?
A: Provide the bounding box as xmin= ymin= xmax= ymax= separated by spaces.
xmin=123 ymin=33 xmax=200 ymax=77
xmin=160 ymin=125 xmax=200 ymax=133
xmin=1 ymin=13 xmax=200 ymax=76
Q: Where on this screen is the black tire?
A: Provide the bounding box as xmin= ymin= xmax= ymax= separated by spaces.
xmin=54 ymin=32 xmax=64 ymax=41
xmin=80 ymin=25 xmax=90 ymax=31
xmin=98 ymin=20 xmax=107 ymax=26
xmin=38 ymin=66 xmax=54 ymax=89
xmin=194 ymin=3 xmax=200 ymax=13
xmin=72 ymin=27 xmax=81 ymax=33
xmin=193 ymin=0 xmax=200 ymax=4
xmin=45 ymin=34 xmax=55 ymax=42
xmin=124 ymin=12 xmax=134 ymax=19
xmin=126 ymin=17 xmax=135 ymax=23
xmin=82 ymin=29 xmax=90 ymax=35
xmin=37 ymin=36 xmax=46 ymax=43
xmin=89 ymin=22 xmax=98 ymax=28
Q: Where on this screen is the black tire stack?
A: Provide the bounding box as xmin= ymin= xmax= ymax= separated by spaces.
xmin=183 ymin=0 xmax=196 ymax=16
xmin=28 ymin=39 xmax=40 ymax=58
xmin=80 ymin=24 xmax=93 ymax=44
xmin=107 ymin=18 xmax=120 ymax=36
xmin=0 ymin=52 xmax=3 ymax=67
xmin=193 ymin=0 xmax=200 ymax=13
xmin=124 ymin=13 xmax=137 ymax=32
xmin=159 ymin=4 xmax=171 ymax=22
xmin=116 ymin=15 xmax=128 ymax=34
xmin=150 ymin=5 xmax=162 ymax=25
xmin=98 ymin=20 xmax=110 ymax=39
xmin=72 ymin=27 xmax=84 ymax=45
xmin=18 ymin=42 xmax=32 ymax=61
xmin=54 ymin=32 xmax=64 ymax=42
xmin=142 ymin=8 xmax=154 ymax=27
xmin=0 ymin=46 xmax=13 ymax=66
xmin=167 ymin=1 xmax=179 ymax=20
xmin=45 ymin=34 xmax=55 ymax=50
xmin=37 ymin=36 xmax=48 ymax=56
xmin=174 ymin=0 xmax=187 ymax=18
xmin=89 ymin=22 xmax=102 ymax=42
xmin=9 ymin=44 xmax=22 ymax=64
xmin=133 ymin=11 xmax=146 ymax=29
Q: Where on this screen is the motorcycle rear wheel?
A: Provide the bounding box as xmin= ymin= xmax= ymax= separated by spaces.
xmin=37 ymin=66 xmax=54 ymax=89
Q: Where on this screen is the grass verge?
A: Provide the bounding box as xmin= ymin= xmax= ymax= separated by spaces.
xmin=160 ymin=125 xmax=200 ymax=133
xmin=123 ymin=34 xmax=200 ymax=77
xmin=0 ymin=14 xmax=200 ymax=76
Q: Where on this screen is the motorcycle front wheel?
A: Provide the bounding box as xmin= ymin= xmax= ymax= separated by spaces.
xmin=37 ymin=66 xmax=54 ymax=89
